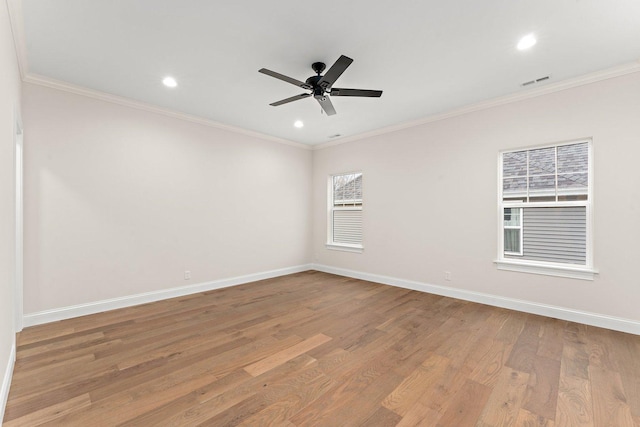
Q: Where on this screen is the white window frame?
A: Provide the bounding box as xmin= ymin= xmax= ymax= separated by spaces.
xmin=495 ymin=139 xmax=597 ymax=280
xmin=326 ymin=171 xmax=363 ymax=253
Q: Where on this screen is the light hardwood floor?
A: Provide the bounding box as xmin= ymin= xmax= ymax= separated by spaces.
xmin=4 ymin=271 xmax=640 ymax=426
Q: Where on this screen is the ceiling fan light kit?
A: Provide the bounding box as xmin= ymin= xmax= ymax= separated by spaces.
xmin=259 ymin=55 xmax=383 ymax=116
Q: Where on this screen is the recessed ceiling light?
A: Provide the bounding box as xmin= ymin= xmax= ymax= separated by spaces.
xmin=294 ymin=120 xmax=304 ymax=128
xmin=517 ymin=34 xmax=537 ymax=50
xmin=162 ymin=76 xmax=177 ymax=88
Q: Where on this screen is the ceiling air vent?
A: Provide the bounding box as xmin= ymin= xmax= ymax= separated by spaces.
xmin=521 ymin=75 xmax=551 ymax=87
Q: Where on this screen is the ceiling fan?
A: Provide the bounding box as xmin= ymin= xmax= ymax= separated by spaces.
xmin=259 ymin=55 xmax=383 ymax=116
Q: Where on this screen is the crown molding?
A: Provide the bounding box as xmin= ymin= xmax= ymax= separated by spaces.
xmin=6 ymin=0 xmax=28 ymax=79
xmin=313 ymin=60 xmax=640 ymax=150
xmin=24 ymin=74 xmax=310 ymax=150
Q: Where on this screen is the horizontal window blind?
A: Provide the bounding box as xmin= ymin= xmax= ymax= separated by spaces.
xmin=329 ymin=172 xmax=363 ymax=248
xmin=505 ymin=206 xmax=586 ymax=265
xmin=333 ymin=209 xmax=363 ymax=245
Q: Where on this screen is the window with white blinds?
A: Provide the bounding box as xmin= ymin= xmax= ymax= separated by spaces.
xmin=327 ymin=172 xmax=363 ymax=252
xmin=497 ymin=140 xmax=595 ymax=279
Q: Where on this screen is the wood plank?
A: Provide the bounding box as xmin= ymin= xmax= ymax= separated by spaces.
xmin=538 ymin=318 xmax=567 ymax=360
xmin=476 ymin=368 xmax=530 ymax=427
xmin=586 ymin=326 xmax=618 ymax=371
xmin=589 ymin=365 xmax=635 ymax=427
xmin=298 ymin=368 xmax=404 ymax=427
xmin=194 ymin=355 xmax=327 ymax=426
xmin=46 ymin=369 xmax=251 ymax=426
xmin=408 ymin=329 xmax=498 ymax=417
xmin=515 ymin=408 xmax=555 ymax=426
xmin=607 ymin=331 xmax=640 ymax=417
xmin=121 ymin=354 xmax=319 ymax=426
xmin=290 ymin=349 xmax=405 ymax=426
xmin=495 ymin=312 xmax=527 ymax=344
xmin=243 ymin=333 xmax=331 ymax=377
xmin=506 ymin=317 xmax=541 ymax=373
xmin=435 ymin=379 xmax=492 ymax=427
xmin=360 ymin=406 xmax=403 ymax=427
xmin=395 ymin=400 xmax=442 ymax=427
xmin=237 ymin=372 xmax=335 ymax=426
xmin=561 ymin=340 xmax=590 ymax=380
xmin=469 ymin=339 xmax=514 ymax=387
xmin=3 ymin=394 xmax=91 ymax=427
xmin=381 ymin=353 xmax=450 ymax=416
xmin=88 ymin=334 xmax=260 ymax=402
xmin=522 ymin=355 xmax=562 ymax=420
xmin=16 ymin=331 xmax=106 ymax=360
xmin=555 ymin=374 xmax=594 ymax=427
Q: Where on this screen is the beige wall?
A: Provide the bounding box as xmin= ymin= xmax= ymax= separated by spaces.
xmin=313 ymin=71 xmax=640 ymax=322
xmin=0 ymin=0 xmax=21 ymax=415
xmin=22 ymin=83 xmax=312 ymax=314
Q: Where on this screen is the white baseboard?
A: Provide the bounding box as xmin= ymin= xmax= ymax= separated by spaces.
xmin=21 ymin=263 xmax=640 ymax=335
xmin=1 ymin=341 xmax=16 ymax=426
xmin=23 ymin=264 xmax=313 ymax=327
xmin=312 ymin=264 xmax=640 ymax=336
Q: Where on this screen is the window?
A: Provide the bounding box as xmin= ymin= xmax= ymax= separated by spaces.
xmin=327 ymin=172 xmax=363 ymax=252
xmin=496 ymin=140 xmax=596 ymax=280
xmin=503 ymin=207 xmax=523 ymax=255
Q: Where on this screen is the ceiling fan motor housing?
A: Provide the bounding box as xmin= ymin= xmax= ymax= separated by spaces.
xmin=305 ymin=74 xmax=327 ymax=99
xmin=305 ymin=75 xmax=322 ymax=87
xmin=313 ymin=86 xmax=326 ymax=100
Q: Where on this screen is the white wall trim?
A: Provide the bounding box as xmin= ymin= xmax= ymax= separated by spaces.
xmin=21 ymin=74 xmax=311 ymax=151
xmin=311 ymin=264 xmax=640 ymax=336
xmin=325 ymin=244 xmax=364 ymax=253
xmin=314 ymin=60 xmax=640 ymax=150
xmin=23 ymin=264 xmax=313 ymax=327
xmin=13 ymin=109 xmax=23 ymax=332
xmin=0 ymin=341 xmax=16 ymax=426
xmin=494 ymin=260 xmax=597 ymax=281
xmin=16 ymin=262 xmax=640 ymax=335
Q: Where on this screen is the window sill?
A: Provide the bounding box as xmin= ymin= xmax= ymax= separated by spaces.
xmin=326 ymin=243 xmax=364 ymax=254
xmin=495 ymin=259 xmax=598 ymax=281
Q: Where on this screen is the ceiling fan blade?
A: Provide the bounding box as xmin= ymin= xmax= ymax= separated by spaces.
xmin=269 ymin=93 xmax=311 ymax=106
xmin=330 ymin=88 xmax=383 ymax=97
xmin=318 ymin=55 xmax=353 ymax=90
xmin=316 ymin=96 xmax=336 ymax=116
xmin=259 ymin=68 xmax=312 ymax=90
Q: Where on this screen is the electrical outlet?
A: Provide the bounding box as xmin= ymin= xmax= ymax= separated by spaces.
xmin=444 ymin=271 xmax=452 ymax=281
xmin=184 ymin=270 xmax=191 ymax=280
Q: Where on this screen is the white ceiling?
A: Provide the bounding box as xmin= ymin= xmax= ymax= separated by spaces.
xmin=17 ymin=0 xmax=640 ymax=145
